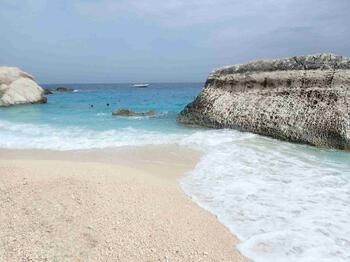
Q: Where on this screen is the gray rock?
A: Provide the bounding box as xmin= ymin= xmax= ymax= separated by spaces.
xmin=43 ymin=89 xmax=53 ymax=95
xmin=0 ymin=67 xmax=46 ymax=107
xmin=54 ymin=87 xmax=74 ymax=93
xmin=112 ymin=109 xmax=156 ymax=117
xmin=178 ymin=53 xmax=350 ymax=150
xmin=43 ymin=87 xmax=73 ymax=94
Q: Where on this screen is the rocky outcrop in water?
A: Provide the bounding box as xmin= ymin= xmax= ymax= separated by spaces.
xmin=178 ymin=53 xmax=350 ymax=150
xmin=112 ymin=109 xmax=156 ymax=117
xmin=44 ymin=87 xmax=74 ymax=95
xmin=43 ymin=89 xmax=53 ymax=95
xmin=54 ymin=87 xmax=74 ymax=92
xmin=0 ymin=67 xmax=46 ymax=106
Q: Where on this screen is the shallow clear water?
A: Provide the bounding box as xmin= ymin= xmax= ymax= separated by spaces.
xmin=1 ymin=83 xmax=350 ymax=262
xmin=0 ymin=83 xmax=200 ymax=133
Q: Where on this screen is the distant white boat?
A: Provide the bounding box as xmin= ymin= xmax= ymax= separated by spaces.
xmin=132 ymin=84 xmax=150 ymax=88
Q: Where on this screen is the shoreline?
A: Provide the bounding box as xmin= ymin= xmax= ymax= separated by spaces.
xmin=0 ymin=145 xmax=201 ymax=181
xmin=0 ymin=146 xmax=248 ymax=261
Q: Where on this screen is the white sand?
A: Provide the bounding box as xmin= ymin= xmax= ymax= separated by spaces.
xmin=0 ymin=146 xmax=248 ymax=261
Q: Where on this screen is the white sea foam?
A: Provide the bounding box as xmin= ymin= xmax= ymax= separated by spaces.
xmin=0 ymin=119 xmax=249 ymax=150
xmin=181 ymin=136 xmax=350 ymax=262
xmin=0 ymin=120 xmax=181 ymax=150
xmin=1 ymin=119 xmax=350 ymax=261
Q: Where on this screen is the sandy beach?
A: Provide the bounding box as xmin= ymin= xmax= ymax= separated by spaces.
xmin=0 ymin=146 xmax=247 ymax=261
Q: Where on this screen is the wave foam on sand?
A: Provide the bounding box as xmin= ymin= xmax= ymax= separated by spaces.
xmin=1 ymin=120 xmax=350 ymax=261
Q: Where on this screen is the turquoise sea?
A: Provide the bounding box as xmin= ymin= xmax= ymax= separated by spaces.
xmin=0 ymin=83 xmax=201 ymax=134
xmin=1 ymin=83 xmax=350 ymax=262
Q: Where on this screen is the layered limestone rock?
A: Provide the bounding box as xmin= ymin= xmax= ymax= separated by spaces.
xmin=178 ymin=53 xmax=350 ymax=149
xmin=0 ymin=67 xmax=46 ymax=106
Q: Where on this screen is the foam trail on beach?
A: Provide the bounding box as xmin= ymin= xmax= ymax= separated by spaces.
xmin=1 ymin=119 xmax=350 ymax=261
xmin=0 ymin=120 xmax=182 ymax=149
xmin=181 ymin=136 xmax=350 ymax=262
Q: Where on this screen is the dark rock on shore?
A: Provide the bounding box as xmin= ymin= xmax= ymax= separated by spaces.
xmin=178 ymin=53 xmax=350 ymax=150
xmin=112 ymin=109 xmax=156 ymax=117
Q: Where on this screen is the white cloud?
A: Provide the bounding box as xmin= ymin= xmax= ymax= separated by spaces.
xmin=74 ymin=0 xmax=350 ymax=61
xmin=75 ymin=0 xmax=283 ymax=27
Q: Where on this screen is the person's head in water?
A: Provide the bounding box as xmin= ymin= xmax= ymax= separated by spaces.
xmin=90 ymin=104 xmax=94 ymax=108
xmin=107 ymin=103 xmax=110 ymax=107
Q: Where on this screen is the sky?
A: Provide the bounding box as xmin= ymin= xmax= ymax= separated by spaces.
xmin=0 ymin=0 xmax=349 ymax=84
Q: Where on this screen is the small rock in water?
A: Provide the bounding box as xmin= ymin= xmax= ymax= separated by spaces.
xmin=44 ymin=87 xmax=74 ymax=94
xmin=54 ymin=87 xmax=74 ymax=92
xmin=43 ymin=89 xmax=53 ymax=95
xmin=112 ymin=108 xmax=156 ymax=117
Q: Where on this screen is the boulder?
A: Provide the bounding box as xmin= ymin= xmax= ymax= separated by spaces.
xmin=178 ymin=53 xmax=350 ymax=150
xmin=112 ymin=109 xmax=156 ymax=117
xmin=0 ymin=67 xmax=46 ymax=106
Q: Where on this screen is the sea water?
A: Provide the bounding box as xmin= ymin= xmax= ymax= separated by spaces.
xmin=0 ymin=83 xmax=349 ymax=262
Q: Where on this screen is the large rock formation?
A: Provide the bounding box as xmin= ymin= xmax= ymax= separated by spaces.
xmin=178 ymin=53 xmax=350 ymax=150
xmin=0 ymin=67 xmax=46 ymax=106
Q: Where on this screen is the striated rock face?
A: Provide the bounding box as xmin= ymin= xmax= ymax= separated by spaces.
xmin=178 ymin=53 xmax=350 ymax=150
xmin=0 ymin=67 xmax=46 ymax=107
